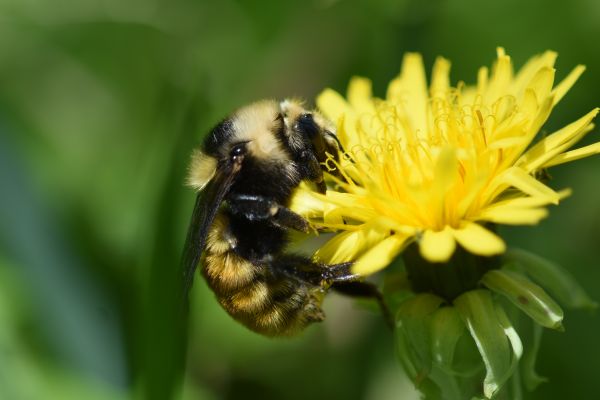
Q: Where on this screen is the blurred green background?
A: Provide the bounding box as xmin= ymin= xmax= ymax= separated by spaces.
xmin=0 ymin=0 xmax=599 ymax=399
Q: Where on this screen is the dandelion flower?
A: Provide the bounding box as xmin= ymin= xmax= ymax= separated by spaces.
xmin=291 ymin=48 xmax=598 ymax=399
xmin=292 ymin=48 xmax=599 ymax=276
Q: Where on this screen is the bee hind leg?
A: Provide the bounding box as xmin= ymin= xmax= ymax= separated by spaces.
xmin=273 ymin=257 xmax=393 ymax=328
xmin=322 ymin=263 xmax=393 ymax=329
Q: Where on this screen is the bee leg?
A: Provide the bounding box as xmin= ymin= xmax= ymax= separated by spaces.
xmin=319 ymin=263 xmax=393 ymax=329
xmin=228 ymin=194 xmax=309 ymax=232
xmin=321 ymin=262 xmax=359 ymax=283
xmin=298 ymin=150 xmax=326 ymax=193
xmin=330 ymin=281 xmax=394 ymax=330
xmin=272 ymin=257 xmax=393 ymax=328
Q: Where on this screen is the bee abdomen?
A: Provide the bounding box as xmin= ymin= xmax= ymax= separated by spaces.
xmin=227 ymin=281 xmax=270 ymax=312
xmin=204 ymin=252 xmax=256 ymax=292
xmin=203 ymin=214 xmax=256 ymax=292
xmin=226 ymin=281 xmax=326 ymax=336
xmin=202 ymin=213 xmax=326 ymax=336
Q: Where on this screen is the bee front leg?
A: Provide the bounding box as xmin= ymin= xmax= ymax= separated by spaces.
xmin=227 ymin=194 xmax=309 ymax=232
xmin=298 ymin=150 xmax=326 ymax=194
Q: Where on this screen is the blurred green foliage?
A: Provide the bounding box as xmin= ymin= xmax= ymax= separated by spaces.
xmin=0 ymin=0 xmax=599 ymax=399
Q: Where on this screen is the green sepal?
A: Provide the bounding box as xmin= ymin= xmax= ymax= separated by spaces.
xmin=454 ymin=290 xmax=521 ymax=399
xmin=394 ymin=293 xmax=445 ymax=397
xmin=504 ymin=248 xmax=597 ymax=310
xmin=396 ymin=322 xmax=442 ymax=399
xmin=482 ymin=269 xmax=564 ymax=331
xmin=494 ymin=301 xmax=524 ymax=400
xmin=428 ymin=306 xmax=486 ymax=400
xmin=395 ymin=293 xmax=445 ymax=372
xmin=493 ymin=302 xmax=523 ymax=359
xmin=521 ymin=323 xmax=548 ymax=391
xmin=430 ymin=306 xmax=466 ymax=374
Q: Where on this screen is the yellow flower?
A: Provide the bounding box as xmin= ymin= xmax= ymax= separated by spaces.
xmin=291 ymin=48 xmax=599 ymax=275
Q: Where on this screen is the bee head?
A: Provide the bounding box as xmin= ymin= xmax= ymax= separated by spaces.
xmin=278 ymin=99 xmax=342 ymax=165
xmin=187 ymin=99 xmax=342 ymax=192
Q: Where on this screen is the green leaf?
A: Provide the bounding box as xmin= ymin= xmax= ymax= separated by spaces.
xmin=482 ymin=269 xmax=564 ymax=330
xmin=454 ymin=290 xmax=519 ymax=399
xmin=505 ymin=248 xmax=597 ymax=310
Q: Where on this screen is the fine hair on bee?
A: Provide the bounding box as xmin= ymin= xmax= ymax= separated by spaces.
xmin=181 ymin=99 xmax=391 ymax=336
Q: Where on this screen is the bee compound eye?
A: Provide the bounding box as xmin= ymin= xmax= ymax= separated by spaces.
xmin=299 ymin=112 xmax=313 ymax=121
xmin=298 ymin=113 xmax=315 ymax=126
xmin=296 ymin=113 xmax=318 ymax=138
xmin=230 ymin=142 xmax=247 ymax=161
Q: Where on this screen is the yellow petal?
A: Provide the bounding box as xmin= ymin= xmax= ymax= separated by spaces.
xmin=352 ymin=234 xmax=408 ymax=275
xmin=518 ymin=108 xmax=599 ymax=172
xmin=552 ymin=65 xmax=586 ymax=105
xmin=313 ymin=88 xmax=362 ymax=158
xmin=419 ymin=228 xmax=456 ymax=263
xmin=430 ymin=147 xmax=459 ymax=222
xmin=433 ymin=147 xmax=459 ymax=194
xmin=290 ymin=185 xmax=325 ymax=216
xmin=315 ymin=231 xmax=363 ymax=264
xmin=316 ymin=88 xmax=350 ymax=122
xmin=523 ymin=95 xmax=555 ymax=147
xmin=430 ymin=57 xmax=451 ymax=98
xmin=369 ymin=216 xmax=417 ymax=236
xmin=477 ymin=66 xmax=489 ymax=94
xmin=493 ymin=93 xmax=553 ymax=174
xmin=323 ymin=203 xmax=344 ymax=225
xmin=386 ymin=53 xmax=428 ymax=136
xmin=325 ymin=206 xmax=377 ymax=224
xmin=479 ymin=206 xmax=549 ymax=225
xmin=526 ymin=66 xmax=555 ymax=102
xmin=452 ymin=222 xmax=506 ymax=256
xmin=488 ymin=135 xmax=527 ymax=150
xmin=319 ymin=191 xmax=380 ymax=222
xmin=500 ymin=167 xmax=561 ymax=204
xmin=347 ymin=77 xmax=376 ymax=114
xmin=485 ymin=48 xmax=513 ymax=104
xmin=543 ymin=141 xmax=600 ymax=168
xmin=512 ymin=51 xmax=557 ymax=95
xmin=489 ymin=189 xmax=571 ymax=209
xmin=517 ymin=88 xmax=539 ymax=119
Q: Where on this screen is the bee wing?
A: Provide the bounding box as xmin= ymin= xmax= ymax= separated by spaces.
xmin=181 ymin=161 xmax=240 ymax=298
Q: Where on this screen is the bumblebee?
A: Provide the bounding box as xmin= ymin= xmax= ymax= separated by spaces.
xmin=181 ymin=99 xmax=389 ymax=336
